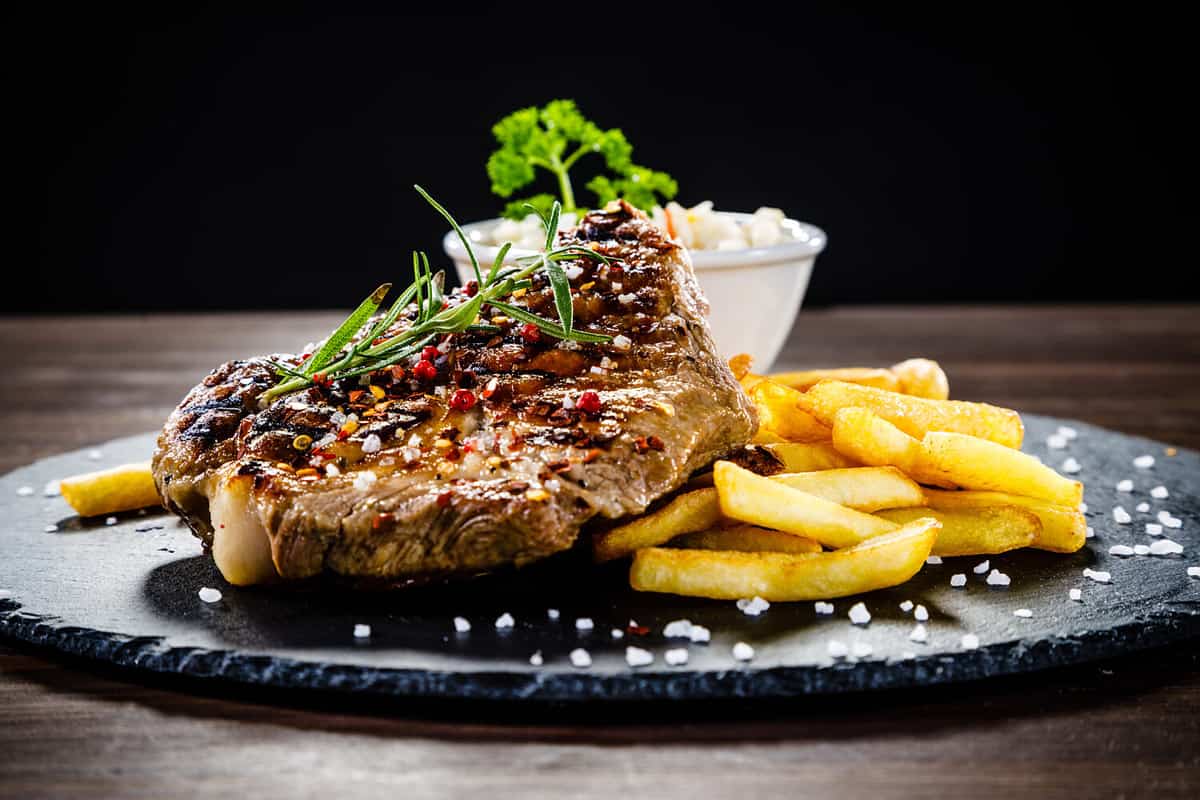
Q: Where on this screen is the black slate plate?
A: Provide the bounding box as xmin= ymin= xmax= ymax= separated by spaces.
xmin=1 ymin=415 xmax=1197 ymax=702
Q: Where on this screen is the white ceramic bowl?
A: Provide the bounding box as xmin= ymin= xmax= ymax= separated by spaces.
xmin=443 ymin=212 xmax=826 ymax=370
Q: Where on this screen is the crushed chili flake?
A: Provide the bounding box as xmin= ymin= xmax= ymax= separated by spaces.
xmin=436 ymin=490 xmax=453 ymax=508
xmin=547 ymin=459 xmax=572 ymax=473
xmin=349 ymin=389 xmax=365 ymax=403
xmin=481 ymin=377 xmax=500 ymax=399
xmin=372 ymin=513 xmax=393 ymax=530
xmin=609 ymin=264 xmax=624 ymax=277
xmin=628 ymin=623 xmax=650 ymax=636
xmin=389 ymin=365 xmax=406 ymax=381
xmin=577 ymin=390 xmax=602 ymax=414
xmin=449 ymin=389 xmax=477 ymax=412
xmin=582 ymin=448 xmax=602 ymax=464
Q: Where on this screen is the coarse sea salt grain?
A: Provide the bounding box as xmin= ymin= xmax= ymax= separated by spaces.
xmin=611 ymin=628 xmax=624 ymax=639
xmin=848 ymin=602 xmax=871 ymax=625
xmin=1080 ymin=502 xmax=1088 ymax=513
xmin=1146 ymin=523 xmax=1164 ymax=536
xmin=16 ymin=486 xmax=33 ymax=497
xmin=899 ymin=600 xmax=914 ymax=612
xmin=1188 ymin=566 xmax=1200 ymax=578
xmin=1116 ymin=479 xmax=1134 ymax=493
xmin=665 ymin=648 xmax=689 ymax=666
xmin=737 ymin=596 xmax=770 ymax=616
xmin=925 ymin=555 xmax=943 ymax=565
xmin=986 ymin=569 xmax=1011 ymax=587
xmin=1134 ymin=545 xmax=1151 ymax=555
xmin=914 ymin=604 xmax=929 ymax=622
xmin=352 ymin=471 xmax=377 ymax=491
xmin=1014 ymin=608 xmax=1033 ymax=618
xmin=1058 ymin=426 xmax=1078 ymax=440
xmin=43 ymin=481 xmax=60 ymax=497
xmin=814 ymin=601 xmax=835 ymax=615
xmin=361 ymin=433 xmax=382 ymax=454
xmin=494 ymin=613 xmax=515 ymax=629
xmin=87 ymin=449 xmax=103 ymax=461
xmin=575 ymin=617 xmax=594 ymax=631
xmin=732 ymin=642 xmax=755 ymax=661
xmin=617 ymin=293 xmax=638 ymax=305
xmin=1069 ymin=588 xmax=1083 ymax=601
xmin=827 ymin=640 xmax=849 ymax=658
xmin=951 ymin=573 xmax=967 ymax=588
xmin=1083 ymin=568 xmax=1111 ymax=583
xmin=1062 ymin=457 xmax=1082 ymax=474
xmin=1109 ymin=545 xmax=1135 ymax=556
xmin=43 ymin=524 xmax=57 ymax=533
xmin=547 ymin=608 xmax=560 ymax=620
xmin=529 ymin=651 xmax=544 ymax=666
xmin=611 ymin=334 xmax=632 ymax=351
xmin=1158 ymin=511 xmax=1183 ymax=529
xmin=353 ymin=624 xmax=371 ymax=639
xmin=909 ymin=624 xmax=929 ymax=643
xmin=973 ymin=560 xmax=990 ymax=575
xmin=569 ymin=648 xmax=591 ymax=668
xmin=625 ymin=646 xmax=653 ymax=668
xmin=1136 ymin=502 xmax=1150 ymax=513
xmin=1113 ymin=506 xmax=1132 ymax=524
xmin=1086 ymin=526 xmax=1095 ymax=539
xmin=664 ymin=619 xmax=694 ymax=638
xmin=852 ymin=642 xmax=874 ymax=658
xmin=105 ymin=516 xmax=117 ymax=526
xmin=961 ymin=634 xmax=980 ymax=650
xmin=1133 ymin=455 xmax=1155 ymax=469
xmin=198 ymin=587 xmax=222 ymax=603
xmin=689 ymin=625 xmax=711 ymax=644
xmin=1047 ymin=434 xmax=1068 ymax=450
xmin=1151 ymin=486 xmax=1169 ymax=499
xmin=1150 ymin=539 xmax=1183 ymax=556
xmin=564 ymin=264 xmax=584 ymax=281
xmin=453 ymin=617 xmax=471 ymax=633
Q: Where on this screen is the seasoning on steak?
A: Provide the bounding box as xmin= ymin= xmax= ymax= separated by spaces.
xmin=152 ymin=201 xmax=756 ymax=585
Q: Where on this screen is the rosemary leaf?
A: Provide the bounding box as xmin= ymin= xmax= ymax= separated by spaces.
xmin=303 ymin=283 xmax=391 ymax=377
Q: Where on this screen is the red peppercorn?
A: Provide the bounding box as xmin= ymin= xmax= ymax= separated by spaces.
xmin=577 ymin=389 xmax=602 ymax=414
xmin=413 ymin=359 xmax=437 ymax=381
xmin=519 ymin=322 xmax=541 ymax=343
xmin=436 ymin=490 xmax=453 ymax=508
xmin=465 ymin=280 xmax=478 ymax=297
xmin=449 ymin=388 xmax=477 ymax=412
xmin=421 ymin=345 xmax=439 ymax=361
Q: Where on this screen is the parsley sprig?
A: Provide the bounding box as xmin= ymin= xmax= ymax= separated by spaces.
xmin=260 ymin=186 xmax=612 ymax=405
xmin=487 ymin=99 xmax=677 ymax=220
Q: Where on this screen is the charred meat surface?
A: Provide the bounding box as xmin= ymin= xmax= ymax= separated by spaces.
xmin=152 ymin=202 xmax=756 ymax=584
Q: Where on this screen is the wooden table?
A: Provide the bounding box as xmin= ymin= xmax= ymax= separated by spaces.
xmin=2 ymin=306 xmax=1198 ymax=799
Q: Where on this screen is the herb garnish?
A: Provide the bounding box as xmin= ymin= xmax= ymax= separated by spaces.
xmin=259 ymin=186 xmax=612 ymax=405
xmin=487 ymin=99 xmax=677 ymax=220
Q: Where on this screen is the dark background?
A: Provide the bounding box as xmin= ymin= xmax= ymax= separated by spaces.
xmin=10 ymin=4 xmax=1190 ymax=313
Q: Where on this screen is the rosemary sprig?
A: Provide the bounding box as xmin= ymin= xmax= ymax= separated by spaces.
xmin=259 ymin=186 xmax=613 ymax=405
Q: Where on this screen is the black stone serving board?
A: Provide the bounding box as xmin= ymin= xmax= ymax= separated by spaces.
xmin=1 ymin=415 xmax=1198 ymax=702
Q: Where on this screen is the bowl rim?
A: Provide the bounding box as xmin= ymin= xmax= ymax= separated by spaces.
xmin=443 ymin=210 xmax=827 ymax=271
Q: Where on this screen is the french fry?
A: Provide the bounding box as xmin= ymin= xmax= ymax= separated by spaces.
xmin=924 ymin=489 xmax=1086 ymax=553
xmin=593 ymin=488 xmax=723 ymax=562
xmin=714 ymin=461 xmax=898 ymax=549
xmin=751 ymin=427 xmax=790 ymax=445
xmin=630 ymin=517 xmax=940 ymax=601
xmin=772 ymin=467 xmax=925 ymax=512
xmin=920 ymin=432 xmax=1083 ymax=507
xmin=673 ymin=525 xmax=823 ymax=554
xmin=59 ymin=461 xmax=161 ymax=517
xmin=764 ymin=441 xmax=858 ymax=472
xmin=876 ymin=505 xmax=1039 ymax=556
xmin=750 ymin=380 xmax=831 ymax=442
xmin=769 ymin=367 xmax=901 ymax=393
xmin=728 ymin=353 xmax=754 ymax=381
xmin=890 ymin=358 xmax=950 ymax=400
xmin=830 ymin=407 xmax=956 ymax=488
xmin=798 ymin=380 xmax=1024 ymax=449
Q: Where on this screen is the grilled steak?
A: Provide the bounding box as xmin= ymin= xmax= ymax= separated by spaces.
xmin=152 ymin=201 xmax=756 ymax=585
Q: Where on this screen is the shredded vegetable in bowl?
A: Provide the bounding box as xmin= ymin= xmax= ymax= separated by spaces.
xmin=481 ymin=202 xmax=793 ymax=252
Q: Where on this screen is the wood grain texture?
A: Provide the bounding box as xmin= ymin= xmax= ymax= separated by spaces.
xmin=1 ymin=306 xmax=1198 ymax=799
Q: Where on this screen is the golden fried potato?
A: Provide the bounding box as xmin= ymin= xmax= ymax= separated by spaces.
xmin=876 ymin=505 xmax=1039 ymax=556
xmin=924 ymin=489 xmax=1086 ymax=553
xmin=798 ymin=380 xmax=1024 ymax=449
xmin=763 ymin=441 xmax=858 ymax=472
xmin=769 ymin=367 xmax=901 ymax=393
xmin=59 ymin=461 xmax=161 ymax=517
xmin=890 ymin=358 xmax=950 ymax=400
xmin=629 ymin=517 xmax=940 ymax=601
xmin=829 ymin=407 xmax=956 ymax=488
xmin=772 ymin=467 xmax=925 ymax=512
xmin=673 ymin=525 xmax=823 ymax=554
xmin=714 ymin=460 xmax=898 ymax=549
xmin=593 ymin=488 xmax=723 ymax=562
xmin=750 ymin=380 xmax=831 ymax=442
xmin=920 ymin=432 xmax=1083 ymax=507
xmin=728 ymin=353 xmax=754 ymax=381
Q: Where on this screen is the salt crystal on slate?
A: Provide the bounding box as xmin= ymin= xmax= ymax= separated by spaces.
xmin=1158 ymin=511 xmax=1183 ymax=529
xmin=1109 ymin=545 xmax=1135 ymax=556
xmin=43 ymin=481 xmax=60 ymax=497
xmin=1080 ymin=502 xmax=1088 ymax=513
xmin=43 ymin=524 xmax=57 ymax=533
xmin=495 ymin=613 xmax=515 ymax=629
xmin=197 ymin=587 xmax=222 ymax=603
xmin=688 ymin=625 xmax=711 ymax=643
xmin=914 ymin=604 xmax=929 ymax=622
xmin=664 ymin=648 xmax=689 ymax=666
xmin=625 ymin=646 xmax=653 ymax=668
xmin=1086 ymin=526 xmax=1095 ymax=538
xmin=611 ymin=629 xmax=624 ymax=639
xmin=899 ymin=600 xmax=914 ymax=612
xmin=569 ymin=649 xmax=592 ymax=668
xmin=1014 ymin=608 xmax=1033 ymax=618
xmin=1133 ymin=455 xmax=1155 ymax=469
xmin=1057 ymin=425 xmax=1078 ymax=440
xmin=1134 ymin=545 xmax=1151 ymax=555
xmin=547 ymin=608 xmax=560 ymax=620
xmin=1188 ymin=567 xmax=1200 ymax=578
xmin=961 ymin=634 xmax=980 ymax=650
xmin=951 ymin=573 xmax=967 ymax=587
xmin=353 ymin=624 xmax=371 ymax=639
xmin=1150 ymin=539 xmax=1183 ymax=556
xmin=1069 ymin=588 xmax=1083 ymax=601
xmin=1146 ymin=523 xmax=1163 ymax=536
xmin=453 ymin=617 xmax=471 ymax=633
xmin=848 ymin=602 xmax=871 ymax=625
xmin=1136 ymin=502 xmax=1150 ymax=513
xmin=738 ymin=596 xmax=770 ymax=616
xmin=827 ymin=640 xmax=849 ymax=658
xmin=1150 ymin=486 xmax=1169 ymax=499
xmin=925 ymin=555 xmax=943 ymax=565
xmin=909 ymin=624 xmax=929 ymax=643
xmin=1047 ymin=434 xmax=1067 ymax=450
xmin=1083 ymin=568 xmax=1111 ymax=583
xmin=986 ymin=569 xmax=1011 ymax=587
xmin=529 ymin=651 xmax=544 ymax=666
xmin=575 ymin=617 xmax=593 ymax=631
xmin=87 ymin=449 xmax=103 ymax=461
xmin=1116 ymin=479 xmax=1134 ymax=493
xmin=663 ymin=619 xmax=694 ymax=638
xmin=732 ymin=642 xmax=755 ymax=661
xmin=1112 ymin=506 xmax=1132 ymax=524
xmin=973 ymin=560 xmax=990 ymax=574
xmin=16 ymin=486 xmax=33 ymax=497
xmin=105 ymin=517 xmax=117 ymax=526
xmin=1062 ymin=457 xmax=1082 ymax=474
xmin=814 ymin=601 xmax=835 ymax=615
xmin=852 ymin=642 xmax=874 ymax=658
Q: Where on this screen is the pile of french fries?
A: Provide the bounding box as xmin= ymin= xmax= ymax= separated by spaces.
xmin=599 ymin=357 xmax=1086 ymax=601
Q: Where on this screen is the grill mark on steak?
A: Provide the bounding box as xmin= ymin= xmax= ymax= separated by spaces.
xmin=152 ymin=201 xmax=756 ymax=583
